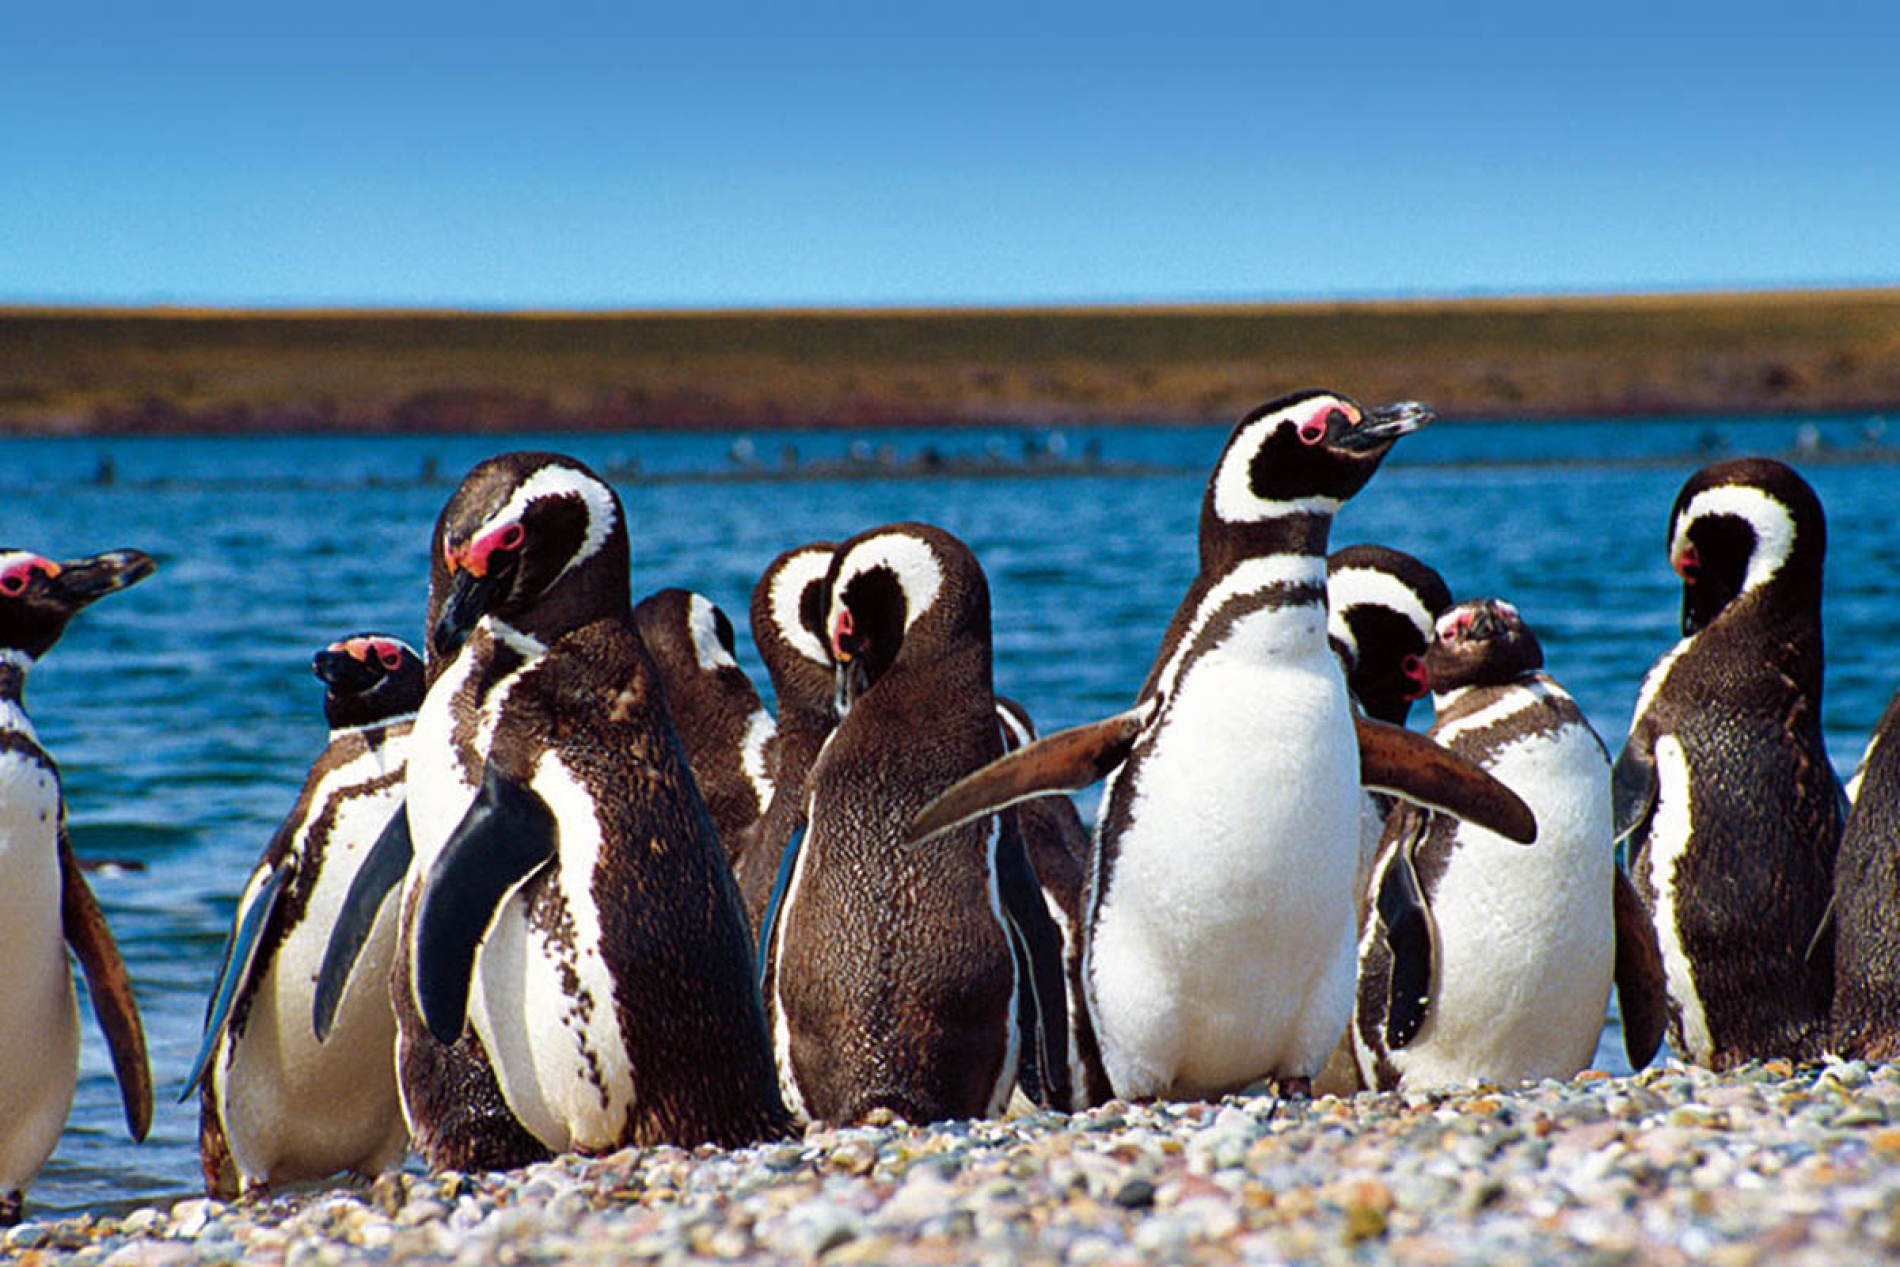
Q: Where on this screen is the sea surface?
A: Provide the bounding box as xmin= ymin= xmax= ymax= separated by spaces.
xmin=4 ymin=411 xmax=1896 ymax=1219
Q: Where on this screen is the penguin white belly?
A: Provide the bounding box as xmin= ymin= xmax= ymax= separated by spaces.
xmin=1641 ymin=734 xmax=1713 ymax=1063
xmin=467 ymin=757 xmax=635 ymax=1154
xmin=1087 ymin=650 xmax=1360 ymax=1098
xmin=1389 ymin=722 xmax=1615 ymax=1088
xmin=217 ymin=754 xmax=409 ymax=1187
xmin=0 ymin=752 xmax=80 ymax=1193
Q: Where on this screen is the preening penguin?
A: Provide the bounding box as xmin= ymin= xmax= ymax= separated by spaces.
xmin=758 ymin=522 xmax=1068 ymax=1124
xmin=1352 ymin=599 xmax=1665 ymax=1091
xmin=1327 ymin=544 xmax=1452 ymax=728
xmin=732 ymin=542 xmax=839 ymax=936
xmin=0 ymin=547 xmax=155 ymax=1225
xmin=1615 ymin=458 xmax=1843 ymax=1068
xmin=911 ymin=392 xmax=1533 ymax=1104
xmin=187 ymin=634 xmax=422 ymax=1199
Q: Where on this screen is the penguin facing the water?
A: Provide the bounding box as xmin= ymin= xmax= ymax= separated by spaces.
xmin=633 ymin=587 xmax=777 ymax=860
xmin=1352 ymin=599 xmax=1666 ymax=1090
xmin=732 ymin=542 xmax=839 ymax=935
xmin=1829 ymin=689 xmax=1900 ymax=1058
xmin=910 ymin=392 xmax=1535 ymax=1104
xmin=186 ymin=634 xmax=423 ymax=1199
xmin=399 ymin=452 xmax=789 ymax=1155
xmin=758 ymin=522 xmax=1068 ymax=1123
xmin=1616 ymin=457 xmax=1844 ymax=1068
xmin=0 ymin=547 xmax=155 ymax=1225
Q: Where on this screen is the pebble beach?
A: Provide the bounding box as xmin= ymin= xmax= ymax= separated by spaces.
xmin=12 ymin=1059 xmax=1900 ymax=1265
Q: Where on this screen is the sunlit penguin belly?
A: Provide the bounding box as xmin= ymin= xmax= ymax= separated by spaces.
xmin=1388 ymin=722 xmax=1614 ymax=1087
xmin=215 ymin=747 xmax=410 ymax=1187
xmin=0 ymin=749 xmax=80 ymax=1193
xmin=1086 ymin=649 xmax=1361 ymax=1099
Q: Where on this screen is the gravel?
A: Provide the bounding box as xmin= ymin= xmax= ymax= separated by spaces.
xmin=15 ymin=1058 xmax=1900 ymax=1264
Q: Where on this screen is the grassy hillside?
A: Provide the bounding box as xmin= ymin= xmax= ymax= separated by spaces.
xmin=3 ymin=289 xmax=1898 ymax=434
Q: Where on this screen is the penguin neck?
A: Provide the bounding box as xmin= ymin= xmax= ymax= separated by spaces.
xmin=1201 ymin=510 xmax=1333 ymax=577
xmin=0 ymin=649 xmax=31 ymax=709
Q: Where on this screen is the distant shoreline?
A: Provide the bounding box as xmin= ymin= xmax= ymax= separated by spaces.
xmin=4 ymin=287 xmax=1898 ymax=435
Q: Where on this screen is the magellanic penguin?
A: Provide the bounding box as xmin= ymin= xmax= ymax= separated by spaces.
xmin=1615 ymin=457 xmax=1844 ymax=1069
xmin=911 ymin=391 xmax=1535 ymax=1105
xmin=1352 ymin=599 xmax=1667 ymax=1090
xmin=633 ymin=587 xmax=776 ymax=861
xmin=185 ymin=634 xmax=423 ymax=1199
xmin=1327 ymin=545 xmax=1452 ymax=729
xmin=992 ymin=693 xmax=1091 ymax=1108
xmin=0 ymin=547 xmax=155 ymax=1225
xmin=397 ymin=452 xmax=789 ymax=1155
xmin=758 ymin=522 xmax=1070 ymax=1123
xmin=1829 ymin=689 xmax=1900 ymax=1058
xmin=732 ymin=542 xmax=839 ymax=936
xmin=1327 ymin=544 xmax=1456 ymax=905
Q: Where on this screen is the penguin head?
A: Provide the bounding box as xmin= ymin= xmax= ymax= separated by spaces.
xmin=749 ymin=541 xmax=840 ymax=725
xmin=823 ymin=523 xmax=990 ymax=715
xmin=314 ymin=634 xmax=426 ymax=728
xmin=1667 ymin=458 xmax=1824 ymax=636
xmin=429 ymin=452 xmax=628 ymax=662
xmin=1423 ymin=598 xmax=1543 ymax=695
xmin=0 ymin=548 xmax=155 ymax=662
xmin=1206 ymin=391 xmax=1432 ymax=533
xmin=1327 ymin=544 xmax=1454 ymax=725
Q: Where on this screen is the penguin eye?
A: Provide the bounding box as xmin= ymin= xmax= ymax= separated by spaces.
xmin=1297 ymin=413 xmax=1331 ymax=445
xmin=497 ymin=523 xmax=525 ymax=551
xmin=0 ymin=560 xmax=52 ymax=596
xmin=376 ymin=645 xmax=404 ymax=671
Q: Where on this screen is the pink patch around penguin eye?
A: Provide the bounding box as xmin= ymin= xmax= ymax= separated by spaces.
xmin=830 ymin=608 xmax=855 ymax=659
xmin=0 ymin=555 xmax=56 ymax=596
xmin=1402 ymin=654 xmax=1429 ymax=699
xmin=1297 ymin=414 xmax=1328 ymax=445
xmin=374 ymin=642 xmax=404 ymax=671
xmin=466 ymin=521 xmax=526 ymax=577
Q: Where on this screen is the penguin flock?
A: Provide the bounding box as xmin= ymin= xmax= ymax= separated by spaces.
xmin=3 ymin=389 xmax=1896 ymax=1219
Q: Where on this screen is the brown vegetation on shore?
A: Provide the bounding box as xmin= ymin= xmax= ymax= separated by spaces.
xmin=3 ymin=288 xmax=1898 ymax=435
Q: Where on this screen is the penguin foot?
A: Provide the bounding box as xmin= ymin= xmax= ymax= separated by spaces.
xmin=0 ymin=1190 xmax=22 ymax=1227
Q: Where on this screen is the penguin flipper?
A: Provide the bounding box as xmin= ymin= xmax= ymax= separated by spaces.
xmin=1355 ymin=717 xmax=1537 ymax=845
xmin=59 ymin=830 xmax=154 ymax=1141
xmin=412 ymin=763 xmax=557 ymax=1046
xmin=181 ymin=858 xmax=290 ymax=1102
xmin=908 ymin=702 xmax=1153 ymax=845
xmin=756 ymin=821 xmax=806 ymax=995
xmin=1612 ymin=865 xmax=1668 ymax=1070
xmin=313 ymin=805 xmax=412 ymax=1042
xmin=1610 ymin=736 xmax=1658 ymax=848
xmin=1375 ymin=823 xmax=1436 ymax=1050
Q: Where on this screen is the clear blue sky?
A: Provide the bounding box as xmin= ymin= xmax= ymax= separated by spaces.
xmin=3 ymin=5 xmax=1895 ymax=310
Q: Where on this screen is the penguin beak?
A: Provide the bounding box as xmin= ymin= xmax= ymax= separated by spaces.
xmin=1335 ymin=401 xmax=1435 ymax=452
xmin=314 ymin=644 xmax=385 ymax=694
xmin=434 ymin=565 xmax=507 ymax=660
xmin=49 ymin=549 xmax=157 ymax=611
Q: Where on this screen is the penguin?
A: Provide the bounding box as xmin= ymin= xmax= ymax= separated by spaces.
xmin=992 ymin=693 xmax=1091 ymax=1107
xmin=1328 ymin=544 xmax=1456 ymax=905
xmin=1615 ymin=457 xmax=1843 ymax=1069
xmin=184 ymin=634 xmax=423 ymax=1199
xmin=1828 ymin=689 xmax=1900 ymax=1058
xmin=757 ymin=522 xmax=1070 ymax=1123
xmin=0 ymin=547 xmax=154 ymax=1226
xmin=732 ymin=542 xmax=839 ymax=936
xmin=1326 ymin=544 xmax=1452 ymax=728
xmin=393 ymin=451 xmax=789 ymax=1156
xmin=909 ymin=391 xmax=1534 ymax=1105
xmin=633 ymin=587 xmax=776 ymax=860
xmin=1352 ymin=599 xmax=1666 ymax=1090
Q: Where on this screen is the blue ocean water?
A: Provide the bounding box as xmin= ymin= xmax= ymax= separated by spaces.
xmin=4 ymin=411 xmax=1895 ymax=1219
